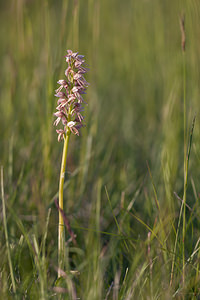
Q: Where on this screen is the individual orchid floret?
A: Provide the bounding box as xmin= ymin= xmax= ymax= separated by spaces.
xmin=53 ymin=50 xmax=89 ymax=141
xmin=56 ymin=129 xmax=65 ymax=142
xmin=67 ymin=121 xmax=79 ymax=135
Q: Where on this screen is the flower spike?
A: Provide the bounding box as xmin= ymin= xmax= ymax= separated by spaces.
xmin=54 ymin=50 xmax=89 ymax=140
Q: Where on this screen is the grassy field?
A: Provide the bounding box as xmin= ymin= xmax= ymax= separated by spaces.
xmin=1 ymin=0 xmax=200 ymax=299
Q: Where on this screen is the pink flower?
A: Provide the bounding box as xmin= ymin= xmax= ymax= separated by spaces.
xmin=67 ymin=121 xmax=79 ymax=135
xmin=53 ymin=50 xmax=89 ymax=141
xmin=56 ymin=129 xmax=65 ymax=142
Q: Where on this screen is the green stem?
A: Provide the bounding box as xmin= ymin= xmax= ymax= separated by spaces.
xmin=170 ymin=50 xmax=187 ymax=288
xmin=58 ymin=129 xmax=70 ymax=278
xmin=183 ymin=53 xmax=186 ymax=164
xmin=182 ymin=159 xmax=187 ymax=286
xmin=182 ymin=51 xmax=186 ymax=285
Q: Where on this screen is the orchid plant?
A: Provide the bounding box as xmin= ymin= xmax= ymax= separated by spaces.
xmin=54 ymin=50 xmax=89 ymax=277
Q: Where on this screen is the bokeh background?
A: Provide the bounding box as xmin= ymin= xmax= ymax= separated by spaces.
xmin=1 ymin=0 xmax=200 ymax=298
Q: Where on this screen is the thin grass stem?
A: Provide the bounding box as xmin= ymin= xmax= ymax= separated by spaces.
xmin=182 ymin=50 xmax=187 ymax=285
xmin=170 ymin=117 xmax=195 ymax=286
xmin=183 ymin=116 xmax=195 ymax=282
xmin=105 ymin=186 xmax=129 ymax=252
xmin=1 ymin=166 xmax=16 ymax=293
xmin=33 ymin=235 xmax=45 ymax=300
xmin=179 ymin=13 xmax=187 ymax=284
xmin=146 ymin=161 xmax=167 ymax=262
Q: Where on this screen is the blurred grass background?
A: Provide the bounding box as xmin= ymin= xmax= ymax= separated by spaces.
xmin=1 ymin=0 xmax=200 ymax=298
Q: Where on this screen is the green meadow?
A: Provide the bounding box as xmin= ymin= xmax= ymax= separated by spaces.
xmin=1 ymin=0 xmax=200 ymax=298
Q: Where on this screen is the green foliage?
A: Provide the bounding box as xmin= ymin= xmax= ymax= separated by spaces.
xmin=1 ymin=0 xmax=200 ymax=298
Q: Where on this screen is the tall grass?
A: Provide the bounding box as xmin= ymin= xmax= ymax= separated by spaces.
xmin=1 ymin=0 xmax=200 ymax=298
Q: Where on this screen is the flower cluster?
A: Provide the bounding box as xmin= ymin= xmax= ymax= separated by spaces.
xmin=54 ymin=50 xmax=89 ymax=141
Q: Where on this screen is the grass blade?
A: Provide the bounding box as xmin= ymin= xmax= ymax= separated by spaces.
xmin=1 ymin=166 xmax=16 ymax=294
